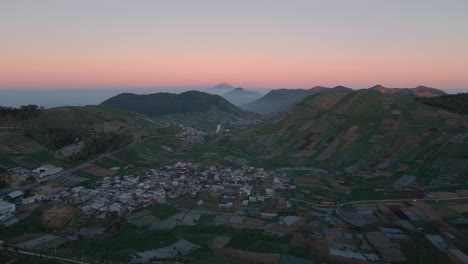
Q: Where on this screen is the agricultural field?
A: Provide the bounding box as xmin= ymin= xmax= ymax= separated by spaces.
xmin=219 ymin=90 xmax=468 ymax=191
xmin=0 ymin=131 xmax=60 ymax=169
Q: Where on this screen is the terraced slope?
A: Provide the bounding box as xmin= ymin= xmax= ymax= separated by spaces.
xmin=222 ymin=91 xmax=468 ymax=188
xmin=0 ymin=106 xmax=164 ymax=169
xmin=368 ymin=85 xmax=446 ymax=97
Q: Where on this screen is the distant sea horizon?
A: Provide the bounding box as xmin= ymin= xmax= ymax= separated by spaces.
xmin=0 ymin=86 xmax=466 ymax=108
xmin=0 ymin=86 xmax=273 ymax=108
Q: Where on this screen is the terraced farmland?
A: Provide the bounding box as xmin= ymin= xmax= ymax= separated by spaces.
xmin=222 ymin=90 xmax=468 ymax=188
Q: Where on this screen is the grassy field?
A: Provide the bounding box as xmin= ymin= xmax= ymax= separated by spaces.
xmin=400 ymin=230 xmax=453 ymax=264
xmin=93 ymin=157 xmax=124 ymax=169
xmin=0 ymin=205 xmax=53 ymax=240
xmin=0 ymin=255 xmax=64 ymax=264
xmin=74 ymin=170 xmax=99 ymax=181
xmin=57 ymin=227 xmax=178 ymax=262
xmin=226 ymin=229 xmax=290 ymax=254
xmin=150 ymin=203 xmax=180 ymax=220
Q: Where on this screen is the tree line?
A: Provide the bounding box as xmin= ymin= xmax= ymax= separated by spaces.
xmin=417 ymin=93 xmax=468 ymax=115
xmin=0 ymin=104 xmax=43 ymax=119
xmin=69 ymin=132 xmax=131 ymax=161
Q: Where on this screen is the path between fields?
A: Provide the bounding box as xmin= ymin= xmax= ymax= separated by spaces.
xmin=1 ymin=245 xmax=90 ymax=264
xmin=33 ymin=134 xmax=178 ymax=185
xmin=289 ymin=196 xmax=468 ymax=209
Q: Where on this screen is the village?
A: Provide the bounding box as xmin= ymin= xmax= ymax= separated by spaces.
xmin=45 ymin=161 xmax=289 ymax=217
xmin=0 ymin=160 xmax=468 ymax=263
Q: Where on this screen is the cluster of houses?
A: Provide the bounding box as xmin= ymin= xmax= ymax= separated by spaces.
xmin=47 ymin=175 xmax=167 ymax=218
xmin=176 ymin=125 xmax=205 ymax=143
xmin=43 ymin=162 xmax=293 ymax=219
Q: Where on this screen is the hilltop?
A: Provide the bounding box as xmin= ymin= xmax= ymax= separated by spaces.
xmin=101 ymin=90 xmax=249 ymax=116
xmin=101 ymin=90 xmax=261 ymax=132
xmin=221 ymin=88 xmax=262 ymax=106
xmin=368 ymin=85 xmax=446 ymax=97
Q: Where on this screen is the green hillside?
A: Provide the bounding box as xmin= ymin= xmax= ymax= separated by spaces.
xmin=241 ymin=86 xmax=332 ymax=116
xmin=101 ymin=90 xmax=248 ymax=117
xmin=101 ymin=90 xmax=261 ymax=131
xmin=0 ymin=105 xmax=164 ymax=170
xmin=418 ymin=93 xmax=468 ymax=115
xmin=220 ymin=90 xmax=468 ymax=188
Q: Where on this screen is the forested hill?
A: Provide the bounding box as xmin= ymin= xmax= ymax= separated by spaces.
xmin=101 ymin=90 xmax=248 ymax=117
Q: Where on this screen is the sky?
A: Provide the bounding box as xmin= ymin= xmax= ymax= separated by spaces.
xmin=1 ymin=0 xmax=468 ymax=90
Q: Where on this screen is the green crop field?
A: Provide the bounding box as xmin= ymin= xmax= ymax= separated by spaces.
xmin=150 ymin=203 xmax=180 ymax=220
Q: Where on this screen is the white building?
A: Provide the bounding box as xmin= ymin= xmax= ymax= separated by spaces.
xmin=8 ymin=190 xmax=24 ymax=200
xmin=32 ymin=164 xmax=63 ymax=179
xmin=265 ymin=188 xmax=274 ymax=197
xmin=0 ymin=201 xmax=16 ymax=221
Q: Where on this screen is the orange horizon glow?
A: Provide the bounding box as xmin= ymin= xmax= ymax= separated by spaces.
xmin=1 ymin=1 xmax=468 ymax=90
xmin=2 ymin=50 xmax=467 ymax=90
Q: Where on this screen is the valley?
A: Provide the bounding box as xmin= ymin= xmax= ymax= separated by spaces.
xmin=1 ymin=89 xmax=468 ymax=264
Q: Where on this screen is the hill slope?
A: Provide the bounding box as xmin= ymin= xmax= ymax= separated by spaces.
xmin=241 ymin=86 xmax=335 ymax=116
xmin=0 ymin=105 xmax=164 ymax=171
xmin=418 ymin=93 xmax=468 ymax=115
xmin=20 ymin=105 xmax=163 ymax=150
xmin=221 ymin=88 xmax=262 ymax=106
xmin=221 ymin=90 xmax=468 ymax=188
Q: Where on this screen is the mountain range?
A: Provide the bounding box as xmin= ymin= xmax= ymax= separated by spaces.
xmin=241 ymin=85 xmax=446 ymax=116
xmin=368 ymin=85 xmax=446 ymax=97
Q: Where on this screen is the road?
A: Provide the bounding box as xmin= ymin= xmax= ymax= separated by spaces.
xmin=2 ymin=132 xmax=182 ymax=194
xmin=337 ymin=196 xmax=468 ymax=206
xmin=287 ymin=197 xmax=468 ymax=210
xmin=0 ymin=139 xmax=139 ymax=196
xmin=1 ymin=245 xmax=90 ymax=264
xmin=38 ymin=139 xmax=139 ymax=183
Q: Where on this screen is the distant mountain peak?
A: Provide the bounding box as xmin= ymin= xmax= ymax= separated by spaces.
xmin=333 ymin=85 xmax=349 ymax=89
xmin=414 ymin=85 xmax=436 ymax=90
xmin=212 ymin=83 xmax=234 ymax=90
xmin=221 ymin=87 xmax=262 ymax=106
xmin=371 ymin=84 xmax=386 ymax=89
xmin=311 ymin=86 xmax=329 ymax=90
xmin=332 ymin=86 xmax=352 ymax=92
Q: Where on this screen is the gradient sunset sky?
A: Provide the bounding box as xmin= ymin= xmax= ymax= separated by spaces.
xmin=1 ymin=0 xmax=467 ymax=90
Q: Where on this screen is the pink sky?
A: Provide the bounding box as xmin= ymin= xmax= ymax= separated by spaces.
xmin=1 ymin=1 xmax=467 ymax=90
